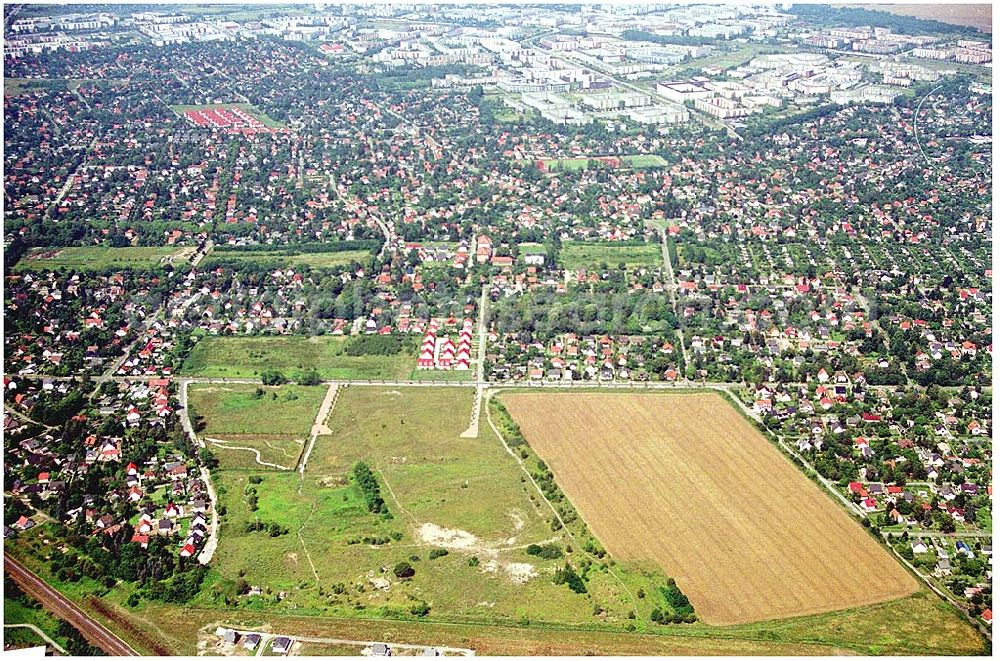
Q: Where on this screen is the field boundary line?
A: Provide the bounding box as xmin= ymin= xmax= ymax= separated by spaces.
xmin=297 ymin=502 xmax=321 ymax=589
xmin=483 ymin=390 xmax=637 ymax=610
xmin=376 ymin=467 xmax=419 ymax=525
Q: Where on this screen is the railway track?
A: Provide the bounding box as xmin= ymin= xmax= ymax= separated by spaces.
xmin=4 ymin=556 xmax=139 ymax=656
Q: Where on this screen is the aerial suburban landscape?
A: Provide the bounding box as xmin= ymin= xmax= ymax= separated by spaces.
xmin=1 ymin=1 xmax=993 ymax=657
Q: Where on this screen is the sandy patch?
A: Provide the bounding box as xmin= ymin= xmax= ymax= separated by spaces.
xmin=503 ymin=562 xmax=538 ymax=584
xmin=417 ymin=523 xmax=479 ymax=549
xmin=316 ymin=475 xmax=346 ymax=488
xmin=509 ymin=509 xmax=525 ymax=532
xmin=367 ymin=572 xmax=391 ymax=591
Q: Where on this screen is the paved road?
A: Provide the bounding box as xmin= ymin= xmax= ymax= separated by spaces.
xmin=329 ymin=173 xmax=394 ymax=257
xmin=178 ymin=380 xmax=220 ymax=565
xmin=4 ymin=623 xmax=68 ymax=655
xmin=461 ymin=285 xmax=490 ymax=438
xmin=85 ymin=241 xmax=212 ymax=396
xmin=659 ymin=227 xmax=690 ymax=371
xmin=4 ymin=556 xmax=138 ymax=656
xmin=889 ymin=530 xmax=994 ymax=540
xmin=16 ymin=372 xmax=970 ymax=396
xmin=3 ymin=404 xmax=55 ymax=430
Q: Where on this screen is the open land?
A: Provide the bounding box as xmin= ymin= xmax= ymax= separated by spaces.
xmin=198 ymin=386 xmax=616 ymax=626
xmin=204 ymin=249 xmax=372 ymax=269
xmin=533 ymin=155 xmax=669 ymax=171
xmin=180 ymin=336 xmax=414 ymax=381
xmin=187 ymin=384 xmax=327 ymax=469
xmin=559 ymin=241 xmax=662 ymax=270
xmin=4 ymin=594 xmax=72 ymax=653
xmin=501 ymin=392 xmax=920 ymax=626
xmin=15 ymin=246 xmax=191 ymax=271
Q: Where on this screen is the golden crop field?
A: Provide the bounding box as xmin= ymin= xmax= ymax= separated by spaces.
xmin=502 ymin=391 xmax=919 ymax=626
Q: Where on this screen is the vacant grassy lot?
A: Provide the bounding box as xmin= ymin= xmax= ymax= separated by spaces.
xmin=169 ymin=103 xmax=285 ymax=128
xmin=204 ymin=249 xmax=371 ymax=269
xmin=187 ymin=384 xmax=325 ymax=468
xmin=559 ymin=241 xmax=661 ymax=270
xmin=502 ymin=392 xmax=920 ymax=626
xmin=188 ymin=384 xmax=324 ymax=437
xmin=534 ymin=154 xmax=669 ymax=171
xmin=4 ymin=594 xmax=72 ymax=653
xmin=205 ymin=387 xmax=605 ymax=625
xmin=406 ymin=368 xmax=474 ymax=382
xmin=180 ymin=336 xmax=413 ymax=380
xmin=16 ymin=246 xmax=190 ymax=271
xmin=5 ymin=77 xmax=63 ymax=96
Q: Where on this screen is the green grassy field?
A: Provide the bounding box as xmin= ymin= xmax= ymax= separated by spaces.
xmin=204 ymin=249 xmax=371 ymax=269
xmin=180 ymin=336 xmax=414 ymax=381
xmin=534 ymin=155 xmax=669 ymax=171
xmin=3 ymin=594 xmax=72 ymax=653
xmin=976 ymin=507 xmax=991 ymax=533
xmin=406 ymin=368 xmax=474 ymax=382
xmin=189 ymin=384 xmax=325 ymax=437
xmin=16 ymin=246 xmax=190 ymax=271
xmin=560 ymin=241 xmax=661 ymax=270
xmin=5 ymin=77 xmax=129 ymax=96
xmin=169 ymin=103 xmax=285 ymax=129
xmin=517 ymin=242 xmax=547 ymax=255
xmin=200 ymin=387 xmax=616 ymax=625
xmin=5 ymin=77 xmax=64 ymax=96
xmin=187 ymin=383 xmax=325 ymax=468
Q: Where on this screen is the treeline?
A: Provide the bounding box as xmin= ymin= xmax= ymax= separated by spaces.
xmin=27 ymin=389 xmax=86 ymax=427
xmin=658 ymin=578 xmax=695 ymax=620
xmin=620 ymin=29 xmax=718 ymax=46
xmin=789 ymin=4 xmax=983 ymax=37
xmin=353 ymin=462 xmax=389 ymax=515
xmin=526 ymin=543 xmax=563 ymax=560
xmin=747 ymin=104 xmax=840 ymax=138
xmin=375 ymin=63 xmax=487 ymax=84
xmin=244 ymin=519 xmax=289 ymax=536
xmin=493 ymin=290 xmax=679 ymax=338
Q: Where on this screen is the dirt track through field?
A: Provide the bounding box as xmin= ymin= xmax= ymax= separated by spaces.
xmin=503 ymin=392 xmax=918 ymax=626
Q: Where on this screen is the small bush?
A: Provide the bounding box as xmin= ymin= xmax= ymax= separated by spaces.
xmin=525 ymin=543 xmax=562 ymax=560
xmin=552 ymin=563 xmax=587 ymax=594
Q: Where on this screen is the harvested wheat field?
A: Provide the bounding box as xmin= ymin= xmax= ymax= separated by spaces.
xmin=502 ymin=392 xmax=918 ymax=626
